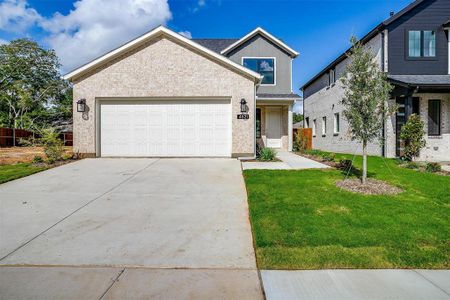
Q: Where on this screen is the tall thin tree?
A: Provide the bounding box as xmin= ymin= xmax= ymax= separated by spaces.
xmin=340 ymin=37 xmax=395 ymax=184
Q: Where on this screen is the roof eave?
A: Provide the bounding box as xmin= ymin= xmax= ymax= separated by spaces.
xmin=220 ymin=27 xmax=299 ymax=58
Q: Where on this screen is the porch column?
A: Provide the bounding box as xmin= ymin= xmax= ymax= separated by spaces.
xmin=288 ymin=103 xmax=293 ymax=151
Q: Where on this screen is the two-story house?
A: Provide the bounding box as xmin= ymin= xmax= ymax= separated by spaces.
xmin=301 ymin=0 xmax=450 ymax=162
xmin=64 ymin=26 xmax=300 ymax=158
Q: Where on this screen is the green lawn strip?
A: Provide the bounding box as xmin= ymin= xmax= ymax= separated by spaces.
xmin=0 ymin=163 xmax=49 ymax=184
xmin=244 ymin=155 xmax=450 ymax=269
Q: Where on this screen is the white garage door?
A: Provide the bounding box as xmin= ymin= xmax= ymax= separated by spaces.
xmin=100 ymin=100 xmax=231 ymax=157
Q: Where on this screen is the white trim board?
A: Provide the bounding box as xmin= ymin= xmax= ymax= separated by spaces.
xmin=63 ymin=26 xmax=262 ymax=82
xmin=241 ymin=56 xmax=277 ymax=86
xmin=221 ymin=27 xmax=299 ymax=58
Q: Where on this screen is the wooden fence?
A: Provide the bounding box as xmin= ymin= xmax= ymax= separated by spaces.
xmin=0 ymin=127 xmax=73 ymax=147
xmin=293 ymin=128 xmax=312 ymax=150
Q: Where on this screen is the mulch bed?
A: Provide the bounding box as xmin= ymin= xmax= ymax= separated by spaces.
xmin=336 ymin=178 xmax=403 ymax=195
xmin=0 ymin=146 xmax=73 ymax=165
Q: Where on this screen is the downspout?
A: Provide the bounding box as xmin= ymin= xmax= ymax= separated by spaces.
xmin=381 ymin=30 xmax=386 ymax=157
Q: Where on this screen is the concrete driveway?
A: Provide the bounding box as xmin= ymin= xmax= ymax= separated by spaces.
xmin=0 ymin=158 xmax=262 ymax=299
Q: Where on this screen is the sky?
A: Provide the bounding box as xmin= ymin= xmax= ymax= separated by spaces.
xmin=0 ymin=0 xmax=414 ymax=112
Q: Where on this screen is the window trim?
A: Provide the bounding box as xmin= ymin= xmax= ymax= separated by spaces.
xmin=322 ymin=116 xmax=327 ymax=136
xmin=241 ymin=56 xmax=276 ymax=86
xmin=312 ymin=119 xmax=317 ymax=137
xmin=428 ymin=99 xmax=441 ymax=136
xmin=328 ymin=68 xmax=336 ymax=87
xmin=333 ymin=113 xmax=340 ymax=135
xmin=405 ymin=29 xmax=437 ymax=61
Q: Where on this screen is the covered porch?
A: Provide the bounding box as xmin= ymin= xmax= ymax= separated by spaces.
xmin=255 ymin=93 xmax=300 ymax=151
xmin=389 ymin=75 xmax=450 ymax=162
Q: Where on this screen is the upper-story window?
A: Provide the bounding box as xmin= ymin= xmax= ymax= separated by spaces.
xmin=408 ymin=30 xmax=436 ymax=58
xmin=328 ymin=68 xmax=336 ymax=87
xmin=243 ymin=57 xmax=275 ymax=85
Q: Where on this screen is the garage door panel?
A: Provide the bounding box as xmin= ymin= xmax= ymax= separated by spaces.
xmin=100 ymin=100 xmax=231 ymax=157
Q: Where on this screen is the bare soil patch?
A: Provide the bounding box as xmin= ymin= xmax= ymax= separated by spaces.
xmin=0 ymin=146 xmax=73 ymax=165
xmin=336 ymin=178 xmax=403 ymax=195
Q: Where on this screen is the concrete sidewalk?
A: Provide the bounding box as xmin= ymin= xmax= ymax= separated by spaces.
xmin=242 ymin=150 xmax=328 ymax=170
xmin=261 ymin=269 xmax=450 ymax=300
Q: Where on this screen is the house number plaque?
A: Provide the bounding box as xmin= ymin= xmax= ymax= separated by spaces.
xmin=237 ymin=114 xmax=250 ymax=120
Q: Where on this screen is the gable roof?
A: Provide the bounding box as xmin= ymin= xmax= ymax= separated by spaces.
xmin=220 ymin=27 xmax=299 ymax=58
xmin=301 ymin=0 xmax=427 ymax=91
xmin=444 ymin=20 xmax=450 ymax=28
xmin=193 ymin=39 xmax=239 ymax=54
xmin=63 ymin=26 xmax=262 ymax=82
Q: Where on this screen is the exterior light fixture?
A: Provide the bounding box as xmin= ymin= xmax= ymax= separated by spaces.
xmin=240 ymin=99 xmax=248 ymax=113
xmin=77 ymin=99 xmax=86 ymax=112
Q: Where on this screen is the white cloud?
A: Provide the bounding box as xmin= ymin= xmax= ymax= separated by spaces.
xmin=178 ymin=30 xmax=192 ymax=39
xmin=198 ymin=0 xmax=205 ymax=7
xmin=41 ymin=0 xmax=172 ymax=72
xmin=0 ymin=38 xmax=8 ymax=44
xmin=0 ymin=0 xmax=42 ymax=32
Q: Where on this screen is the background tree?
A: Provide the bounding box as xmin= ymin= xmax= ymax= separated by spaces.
xmin=293 ymin=113 xmax=304 ymax=123
xmin=400 ymin=114 xmax=426 ymax=161
xmin=340 ymin=37 xmax=394 ymax=184
xmin=0 ymin=39 xmax=70 ymax=144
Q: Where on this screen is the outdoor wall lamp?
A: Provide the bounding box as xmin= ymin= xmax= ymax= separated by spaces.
xmin=240 ymin=98 xmax=248 ymax=113
xmin=77 ymin=99 xmax=86 ymax=112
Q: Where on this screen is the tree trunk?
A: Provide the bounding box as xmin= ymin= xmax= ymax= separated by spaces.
xmin=362 ymin=141 xmax=367 ymax=184
xmin=13 ymin=119 xmax=16 ymax=147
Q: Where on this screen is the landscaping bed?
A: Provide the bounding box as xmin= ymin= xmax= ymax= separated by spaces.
xmin=0 ymin=146 xmax=75 ymax=184
xmin=244 ymin=152 xmax=450 ymax=269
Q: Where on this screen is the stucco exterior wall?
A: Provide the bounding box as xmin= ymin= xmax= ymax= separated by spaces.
xmin=304 ymin=33 xmax=384 ymax=156
xmin=72 ymin=37 xmax=256 ymax=157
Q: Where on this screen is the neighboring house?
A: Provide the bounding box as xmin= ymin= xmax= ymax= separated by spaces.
xmin=64 ymin=26 xmax=300 ymax=158
xmin=301 ymin=0 xmax=450 ymax=162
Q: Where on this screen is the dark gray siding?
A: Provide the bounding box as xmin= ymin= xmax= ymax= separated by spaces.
xmin=387 ymin=0 xmax=450 ymax=75
xmin=227 ymin=34 xmax=292 ymax=94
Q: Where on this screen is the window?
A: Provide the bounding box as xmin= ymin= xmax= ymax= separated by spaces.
xmin=312 ymin=119 xmax=317 ymax=137
xmin=322 ymin=116 xmax=327 ymax=136
xmin=328 ymin=68 xmax=336 ymax=86
xmin=256 ymin=108 xmax=261 ymax=138
xmin=243 ymin=58 xmax=275 ymax=84
xmin=428 ymin=100 xmax=441 ymax=136
xmin=408 ymin=30 xmax=436 ymax=58
xmin=334 ymin=113 xmax=340 ymax=134
xmin=305 ymin=117 xmax=309 ymax=128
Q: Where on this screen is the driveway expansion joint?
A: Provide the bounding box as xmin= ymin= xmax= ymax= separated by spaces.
xmin=413 ymin=270 xmax=450 ymax=296
xmin=99 ymin=268 xmax=125 ymax=300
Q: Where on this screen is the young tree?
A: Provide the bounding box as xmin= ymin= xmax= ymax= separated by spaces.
xmin=340 ymin=37 xmax=394 ymax=184
xmin=0 ymin=39 xmax=69 ymax=144
xmin=400 ymin=114 xmax=426 ymax=161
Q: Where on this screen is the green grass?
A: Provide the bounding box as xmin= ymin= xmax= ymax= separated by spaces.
xmin=244 ymin=153 xmax=450 ymax=269
xmin=0 ymin=163 xmax=48 ymax=184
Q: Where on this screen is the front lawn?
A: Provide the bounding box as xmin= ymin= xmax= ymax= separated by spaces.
xmin=0 ymin=163 xmax=48 ymax=184
xmin=244 ymin=153 xmax=450 ymax=269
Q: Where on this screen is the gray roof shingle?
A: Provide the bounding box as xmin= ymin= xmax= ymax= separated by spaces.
xmin=388 ymin=75 xmax=450 ymax=86
xmin=193 ymin=39 xmax=238 ymax=54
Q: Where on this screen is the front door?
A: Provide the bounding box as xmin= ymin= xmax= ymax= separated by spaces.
xmin=266 ymin=107 xmax=282 ymax=148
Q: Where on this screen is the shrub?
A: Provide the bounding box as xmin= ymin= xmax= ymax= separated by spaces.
xmin=400 ymin=114 xmax=426 ymax=161
xmin=32 ymin=155 xmax=43 ymax=163
xmin=259 ymin=147 xmax=277 ymax=161
xmin=405 ymin=161 xmax=420 ymax=169
xmin=425 ymin=162 xmax=441 ymax=173
xmin=293 ymin=130 xmax=310 ymax=152
xmin=18 ymin=136 xmax=40 ymax=147
xmin=40 ymin=128 xmax=64 ymax=163
xmin=337 ymin=159 xmax=353 ymax=170
xmin=321 ymin=153 xmax=336 ymax=162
